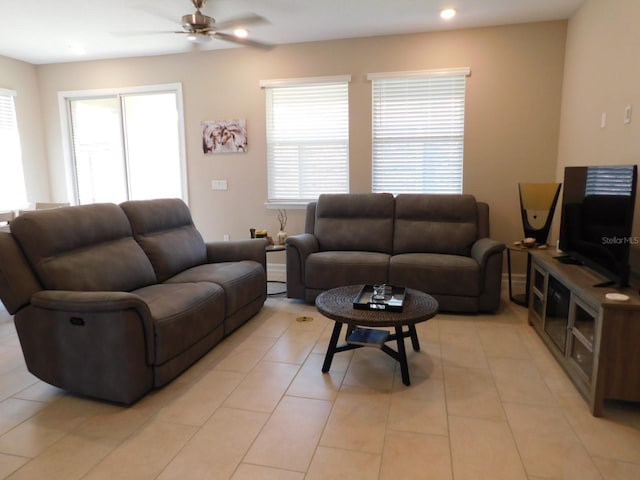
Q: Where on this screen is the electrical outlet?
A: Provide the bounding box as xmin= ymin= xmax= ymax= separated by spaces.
xmin=223 ymin=234 xmax=230 ymax=241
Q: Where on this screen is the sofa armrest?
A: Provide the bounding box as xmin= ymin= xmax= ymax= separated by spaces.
xmin=205 ymin=239 xmax=268 ymax=270
xmin=471 ymin=238 xmax=506 ymax=311
xmin=285 ymin=233 xmax=319 ymax=298
xmin=471 ymin=238 xmax=506 ymax=269
xmin=286 ymin=233 xmax=319 ymax=257
xmin=30 ymin=290 xmax=155 ymax=364
xmin=0 ymin=232 xmax=42 ymax=315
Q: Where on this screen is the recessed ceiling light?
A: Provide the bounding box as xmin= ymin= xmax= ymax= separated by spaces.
xmin=440 ymin=8 xmax=457 ymax=20
xmin=67 ymin=44 xmax=86 ymax=55
xmin=233 ymin=28 xmax=249 ymax=38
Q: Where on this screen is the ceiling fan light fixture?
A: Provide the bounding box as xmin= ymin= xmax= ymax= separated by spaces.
xmin=440 ymin=8 xmax=457 ymax=20
xmin=233 ymin=28 xmax=249 ymax=38
xmin=187 ymin=32 xmax=211 ymax=43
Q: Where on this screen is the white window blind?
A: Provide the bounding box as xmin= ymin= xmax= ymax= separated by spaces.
xmin=586 ymin=166 xmax=635 ymax=196
xmin=369 ymin=68 xmax=469 ymax=194
xmin=0 ymin=89 xmax=27 ymax=210
xmin=262 ymin=77 xmax=350 ymax=204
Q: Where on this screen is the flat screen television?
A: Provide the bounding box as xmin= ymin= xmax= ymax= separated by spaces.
xmin=558 ymin=164 xmax=638 ymax=287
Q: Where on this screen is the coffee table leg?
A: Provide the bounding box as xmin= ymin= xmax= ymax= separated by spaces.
xmin=395 ymin=325 xmax=410 ymax=386
xmin=408 ymin=324 xmax=420 ymax=351
xmin=322 ymin=321 xmax=343 ymax=373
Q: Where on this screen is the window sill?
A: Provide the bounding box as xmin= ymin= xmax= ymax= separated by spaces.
xmin=264 ymin=202 xmax=310 ymax=210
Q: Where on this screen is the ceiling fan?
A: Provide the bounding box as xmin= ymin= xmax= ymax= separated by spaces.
xmin=175 ymin=0 xmax=270 ymax=48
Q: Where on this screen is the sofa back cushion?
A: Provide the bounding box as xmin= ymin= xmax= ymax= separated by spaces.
xmin=314 ymin=193 xmax=395 ymax=253
xmin=120 ymin=198 xmax=207 ymax=282
xmin=393 ymin=194 xmax=479 ymax=256
xmin=10 ymin=203 xmax=157 ymax=291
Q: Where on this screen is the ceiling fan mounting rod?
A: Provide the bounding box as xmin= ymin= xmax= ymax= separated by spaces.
xmin=192 ymin=0 xmax=206 ymax=11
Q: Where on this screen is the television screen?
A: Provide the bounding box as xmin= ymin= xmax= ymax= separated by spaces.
xmin=558 ymin=165 xmax=638 ymax=287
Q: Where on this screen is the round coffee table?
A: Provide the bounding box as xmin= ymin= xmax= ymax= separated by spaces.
xmin=315 ymin=285 xmax=439 ymax=386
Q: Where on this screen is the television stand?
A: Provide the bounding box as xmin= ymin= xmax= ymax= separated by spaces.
xmin=554 ymin=254 xmax=582 ymax=265
xmin=528 ymin=249 xmax=640 ymax=416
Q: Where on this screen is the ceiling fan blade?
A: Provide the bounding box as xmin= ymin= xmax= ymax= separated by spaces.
xmin=211 ymin=31 xmax=273 ymax=49
xmin=214 ymin=14 xmax=268 ymax=31
xmin=112 ymin=30 xmax=177 ymax=37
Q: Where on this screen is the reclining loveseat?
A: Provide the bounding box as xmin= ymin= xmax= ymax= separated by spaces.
xmin=286 ymin=193 xmax=505 ymax=313
xmin=0 ymin=198 xmax=267 ymax=404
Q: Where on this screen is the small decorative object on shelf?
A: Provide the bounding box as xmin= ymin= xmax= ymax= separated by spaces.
xmin=277 ymin=209 xmax=288 ymax=245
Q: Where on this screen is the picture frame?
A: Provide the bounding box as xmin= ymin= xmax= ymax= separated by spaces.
xmin=202 ymin=119 xmax=247 ymax=153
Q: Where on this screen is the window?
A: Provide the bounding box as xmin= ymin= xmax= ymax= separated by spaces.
xmin=586 ymin=165 xmax=635 ymax=196
xmin=369 ymin=68 xmax=470 ymax=194
xmin=261 ymin=76 xmax=350 ymax=205
xmin=60 ymin=84 xmax=187 ymax=205
xmin=0 ymin=89 xmax=27 ymax=210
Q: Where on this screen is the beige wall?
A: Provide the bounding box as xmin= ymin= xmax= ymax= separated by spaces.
xmin=34 ymin=20 xmax=567 ymax=263
xmin=557 ymin=0 xmax=640 ymax=269
xmin=0 ymin=56 xmax=50 ymax=204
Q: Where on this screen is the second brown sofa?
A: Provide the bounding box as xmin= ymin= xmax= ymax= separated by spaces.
xmin=286 ymin=193 xmax=505 ymax=313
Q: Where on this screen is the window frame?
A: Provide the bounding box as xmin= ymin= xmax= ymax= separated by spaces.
xmin=0 ymin=88 xmax=28 ymax=211
xmin=260 ymin=75 xmax=351 ymax=209
xmin=368 ymin=67 xmax=470 ymax=195
xmin=58 ymin=83 xmax=188 ymax=205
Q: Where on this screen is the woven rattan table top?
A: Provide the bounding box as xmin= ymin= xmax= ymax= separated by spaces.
xmin=315 ymin=285 xmax=438 ymax=328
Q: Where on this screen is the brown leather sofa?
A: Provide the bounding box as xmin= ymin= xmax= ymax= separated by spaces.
xmin=0 ymin=198 xmax=267 ymax=404
xmin=286 ymin=193 xmax=505 ymax=313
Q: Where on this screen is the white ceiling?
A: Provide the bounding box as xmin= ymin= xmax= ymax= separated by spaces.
xmin=0 ymin=0 xmax=585 ymax=65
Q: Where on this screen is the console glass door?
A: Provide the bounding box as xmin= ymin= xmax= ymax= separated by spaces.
xmin=544 ymin=275 xmax=570 ymax=353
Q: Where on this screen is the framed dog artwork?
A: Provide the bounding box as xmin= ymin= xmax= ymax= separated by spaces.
xmin=202 ymin=119 xmax=247 ymax=153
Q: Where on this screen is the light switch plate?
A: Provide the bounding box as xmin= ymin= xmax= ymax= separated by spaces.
xmin=211 ymin=179 xmax=228 ymax=190
xmin=625 ymin=105 xmax=632 ymax=124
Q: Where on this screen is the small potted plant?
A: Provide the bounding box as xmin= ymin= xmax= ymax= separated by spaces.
xmin=277 ymin=209 xmax=288 ymax=245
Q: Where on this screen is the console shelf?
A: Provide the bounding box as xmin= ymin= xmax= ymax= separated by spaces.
xmin=528 ymin=249 xmax=640 ymax=416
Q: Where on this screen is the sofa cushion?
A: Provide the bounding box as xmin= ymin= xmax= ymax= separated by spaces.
xmin=389 ymin=253 xmax=480 ymax=296
xmin=306 ymin=251 xmax=390 ymax=289
xmin=133 ymin=282 xmax=225 ymax=365
xmin=164 ymin=261 xmax=266 ymax=318
xmin=10 ymin=204 xmax=157 ymax=292
xmin=314 ymin=193 xmax=395 ymax=253
xmin=121 ymin=198 xmax=207 ymax=282
xmin=393 ymin=194 xmax=478 ymax=256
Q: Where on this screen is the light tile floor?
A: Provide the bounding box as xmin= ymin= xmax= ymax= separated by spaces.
xmin=1 ymin=287 xmax=640 ymax=479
